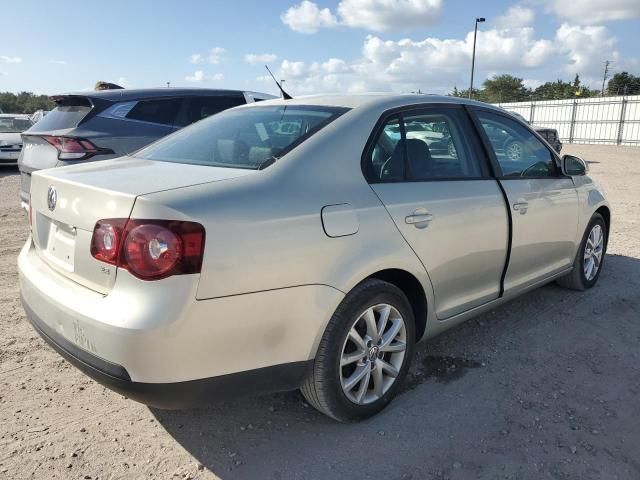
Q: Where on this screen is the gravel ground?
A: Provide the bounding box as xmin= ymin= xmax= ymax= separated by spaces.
xmin=1 ymin=144 xmax=639 ymax=480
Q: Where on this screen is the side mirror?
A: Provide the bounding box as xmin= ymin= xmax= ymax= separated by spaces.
xmin=562 ymin=155 xmax=588 ymax=176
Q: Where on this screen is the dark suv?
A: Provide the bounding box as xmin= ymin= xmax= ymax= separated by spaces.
xmin=18 ymin=88 xmax=275 ymax=204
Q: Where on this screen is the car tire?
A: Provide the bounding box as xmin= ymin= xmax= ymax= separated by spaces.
xmin=301 ymin=279 xmax=415 ymax=422
xmin=557 ymin=213 xmax=607 ymax=291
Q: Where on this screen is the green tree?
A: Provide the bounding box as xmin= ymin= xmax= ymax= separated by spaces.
xmin=531 ymin=75 xmax=596 ymax=100
xmin=450 ymin=86 xmax=489 ymax=102
xmin=0 ymin=91 xmax=55 ymax=114
xmin=607 ymin=72 xmax=640 ymax=95
xmin=482 ymin=74 xmax=531 ymax=103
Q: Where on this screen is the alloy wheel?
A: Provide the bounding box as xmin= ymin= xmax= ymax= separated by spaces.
xmin=584 ymin=224 xmax=604 ymax=281
xmin=339 ymin=304 xmax=407 ymax=405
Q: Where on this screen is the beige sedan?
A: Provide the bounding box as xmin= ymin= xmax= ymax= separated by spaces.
xmin=19 ymin=94 xmax=609 ymax=421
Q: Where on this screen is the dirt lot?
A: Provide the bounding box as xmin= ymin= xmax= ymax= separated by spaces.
xmin=1 ymin=144 xmax=639 ymax=480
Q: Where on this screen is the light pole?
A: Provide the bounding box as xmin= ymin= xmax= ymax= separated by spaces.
xmin=469 ymin=17 xmax=485 ymax=99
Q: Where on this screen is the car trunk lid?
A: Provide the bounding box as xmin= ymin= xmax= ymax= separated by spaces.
xmin=29 ymin=158 xmax=255 ymax=294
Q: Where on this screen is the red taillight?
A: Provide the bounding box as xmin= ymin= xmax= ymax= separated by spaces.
xmin=90 ymin=219 xmax=127 ymax=264
xmin=90 ymin=219 xmax=205 ymax=280
xmin=42 ymin=136 xmax=110 ymax=160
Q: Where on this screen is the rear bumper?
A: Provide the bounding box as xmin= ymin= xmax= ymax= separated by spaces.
xmin=19 ymin=239 xmax=341 ymax=407
xmin=23 ymin=297 xmax=310 ymax=409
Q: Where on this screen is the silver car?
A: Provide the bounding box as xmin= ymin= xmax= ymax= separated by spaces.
xmin=0 ymin=114 xmax=33 ymax=165
xmin=19 ymin=94 xmax=610 ymax=422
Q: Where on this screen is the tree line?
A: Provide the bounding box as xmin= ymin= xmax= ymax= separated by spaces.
xmin=2 ymin=72 xmax=640 ymax=113
xmin=451 ymin=72 xmax=640 ymax=103
xmin=0 ymin=92 xmax=55 ymax=114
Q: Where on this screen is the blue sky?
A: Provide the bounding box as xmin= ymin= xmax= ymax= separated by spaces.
xmin=1 ymin=0 xmax=639 ymax=96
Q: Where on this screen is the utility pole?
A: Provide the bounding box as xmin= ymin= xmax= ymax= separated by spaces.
xmin=469 ymin=17 xmax=485 ymax=99
xmin=601 ymin=60 xmax=610 ymax=96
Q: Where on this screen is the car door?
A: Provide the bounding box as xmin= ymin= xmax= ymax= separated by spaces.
xmin=470 ymin=108 xmax=579 ymax=293
xmin=365 ymin=105 xmax=509 ymax=319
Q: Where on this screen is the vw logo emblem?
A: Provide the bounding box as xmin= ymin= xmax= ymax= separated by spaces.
xmin=368 ymin=345 xmax=380 ymax=362
xmin=47 ymin=185 xmax=57 ymax=211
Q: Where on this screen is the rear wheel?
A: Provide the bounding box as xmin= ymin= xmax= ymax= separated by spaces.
xmin=301 ymin=279 xmax=415 ymax=422
xmin=557 ymin=213 xmax=607 ymax=290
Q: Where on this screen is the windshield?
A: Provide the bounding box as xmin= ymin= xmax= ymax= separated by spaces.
xmin=0 ymin=117 xmax=33 ymax=133
xmin=134 ymin=105 xmax=349 ymax=169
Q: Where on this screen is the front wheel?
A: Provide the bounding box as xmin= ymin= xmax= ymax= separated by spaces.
xmin=557 ymin=213 xmax=607 ymax=290
xmin=301 ymin=279 xmax=415 ymax=422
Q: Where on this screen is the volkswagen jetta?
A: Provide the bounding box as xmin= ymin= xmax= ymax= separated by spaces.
xmin=19 ymin=94 xmax=610 ymax=422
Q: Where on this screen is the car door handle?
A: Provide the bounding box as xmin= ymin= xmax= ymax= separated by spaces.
xmin=405 ymin=209 xmax=433 ymax=228
xmin=513 ymin=200 xmax=529 ymax=214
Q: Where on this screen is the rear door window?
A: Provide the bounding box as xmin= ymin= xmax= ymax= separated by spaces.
xmin=125 ymin=98 xmax=183 ymax=126
xmin=368 ymin=116 xmax=402 ymax=180
xmin=365 ymin=107 xmax=485 ymax=182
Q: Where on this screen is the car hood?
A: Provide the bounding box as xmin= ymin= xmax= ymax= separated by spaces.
xmin=0 ymin=132 xmax=22 ymax=145
xmin=41 ymin=156 xmax=257 ymax=196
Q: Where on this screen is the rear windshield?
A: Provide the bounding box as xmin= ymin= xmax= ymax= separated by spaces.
xmin=0 ymin=117 xmax=33 ymax=133
xmin=134 ymin=105 xmax=348 ymax=169
xmin=30 ymin=98 xmax=92 ymax=131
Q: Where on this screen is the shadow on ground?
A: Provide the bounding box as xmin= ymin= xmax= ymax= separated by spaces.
xmin=152 ymin=254 xmax=640 ymax=480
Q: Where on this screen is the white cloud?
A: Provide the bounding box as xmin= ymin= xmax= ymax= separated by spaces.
xmin=544 ymin=0 xmax=640 ymax=24
xmin=281 ymin=0 xmax=441 ymax=33
xmin=50 ymin=60 xmax=67 ymax=65
xmin=555 ymin=23 xmax=621 ymax=78
xmin=0 ymin=71 xmax=7 ymax=76
xmin=185 ymin=70 xmax=206 ymax=82
xmin=281 ymin=0 xmax=338 ymax=33
xmin=189 ymin=47 xmax=225 ymax=65
xmin=245 ymin=53 xmax=278 ymax=64
xmin=207 ymin=47 xmax=225 ymax=64
xmin=184 ymin=70 xmax=224 ymax=82
xmin=0 ymin=55 xmax=22 ymax=63
xmin=337 ymin=0 xmax=442 ymax=31
xmin=494 ymin=5 xmax=535 ymax=28
xmin=271 ymin=21 xmax=636 ymax=95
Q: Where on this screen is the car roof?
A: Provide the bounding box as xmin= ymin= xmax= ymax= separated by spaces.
xmin=244 ymin=93 xmax=505 ymax=113
xmin=53 ymin=88 xmax=275 ymax=102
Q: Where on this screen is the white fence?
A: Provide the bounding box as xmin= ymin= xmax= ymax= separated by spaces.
xmin=495 ymin=95 xmax=640 ymax=146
